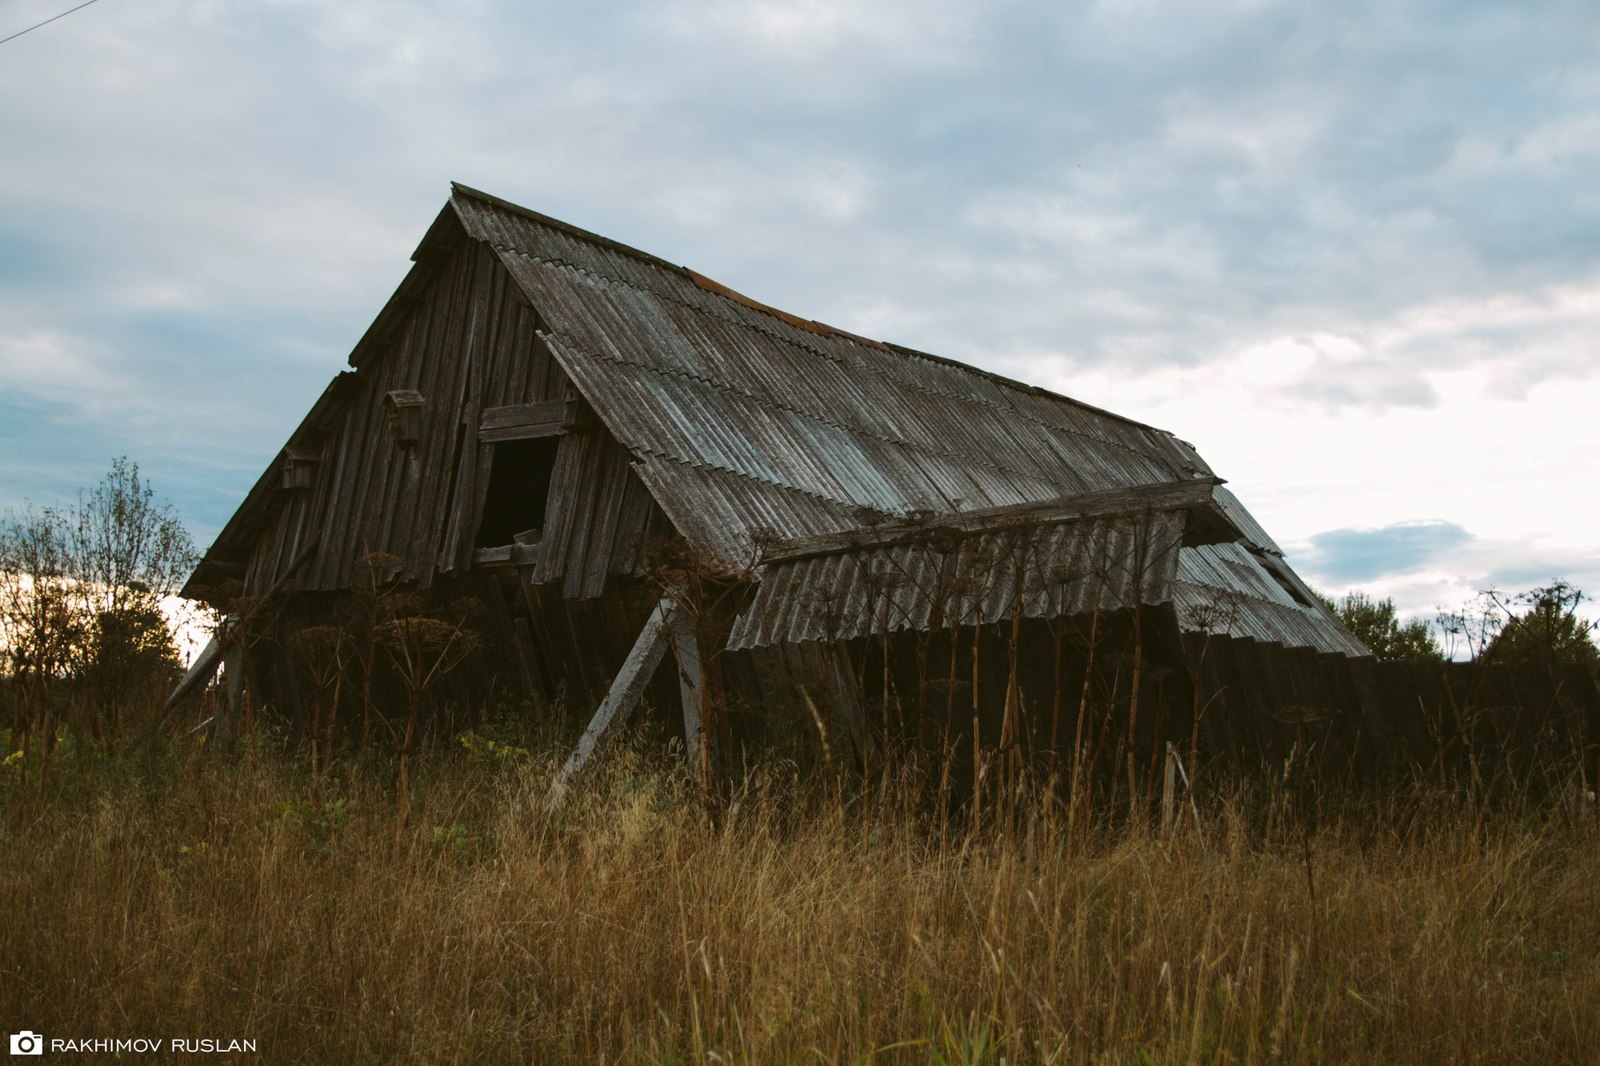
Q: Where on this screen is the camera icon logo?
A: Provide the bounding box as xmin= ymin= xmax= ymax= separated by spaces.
xmin=9 ymin=1031 xmax=44 ymax=1056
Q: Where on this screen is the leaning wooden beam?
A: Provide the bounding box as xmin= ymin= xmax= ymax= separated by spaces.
xmin=165 ymin=630 xmax=225 ymax=712
xmin=544 ymin=595 xmax=677 ymax=810
xmin=132 ymin=538 xmax=323 ymax=757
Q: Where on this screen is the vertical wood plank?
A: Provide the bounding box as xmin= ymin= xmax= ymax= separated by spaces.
xmin=666 ymin=605 xmax=708 ymax=771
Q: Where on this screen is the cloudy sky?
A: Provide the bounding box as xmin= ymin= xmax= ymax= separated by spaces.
xmin=2 ymin=0 xmax=1596 ymax=629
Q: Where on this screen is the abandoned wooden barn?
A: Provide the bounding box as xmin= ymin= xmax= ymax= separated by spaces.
xmin=184 ymin=183 xmax=1585 ymax=794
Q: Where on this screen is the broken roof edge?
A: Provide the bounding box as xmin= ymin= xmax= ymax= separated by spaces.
xmin=444 ymin=182 xmax=1209 ymax=449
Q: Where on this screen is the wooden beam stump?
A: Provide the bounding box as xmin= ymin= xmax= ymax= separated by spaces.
xmin=544 ymin=596 xmax=677 ymax=810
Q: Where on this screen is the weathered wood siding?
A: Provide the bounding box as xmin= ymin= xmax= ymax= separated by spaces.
xmin=240 ymin=238 xmax=673 ymax=600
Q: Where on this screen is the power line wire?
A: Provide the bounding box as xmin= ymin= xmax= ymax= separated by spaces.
xmin=0 ymin=0 xmax=104 ymax=48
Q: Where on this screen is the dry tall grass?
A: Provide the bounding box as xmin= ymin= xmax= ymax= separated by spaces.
xmin=3 ymin=738 xmax=1599 ymax=1064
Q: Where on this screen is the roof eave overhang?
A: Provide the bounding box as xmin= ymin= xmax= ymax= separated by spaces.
xmin=178 ymin=371 xmax=360 ymax=600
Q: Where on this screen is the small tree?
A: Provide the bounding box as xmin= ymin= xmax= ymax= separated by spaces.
xmin=0 ymin=458 xmax=195 ymax=753
xmin=1319 ymin=591 xmax=1442 ymax=661
xmin=79 ymin=584 xmax=184 ymax=736
xmin=66 ymin=457 xmax=195 ymax=618
xmin=1481 ymin=581 xmax=1599 ymax=670
xmin=0 ymin=506 xmax=83 ymax=776
xmin=64 ymin=459 xmax=193 ymax=736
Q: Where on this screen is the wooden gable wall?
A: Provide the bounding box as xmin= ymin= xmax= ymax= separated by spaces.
xmin=240 ymin=238 xmax=674 ymax=601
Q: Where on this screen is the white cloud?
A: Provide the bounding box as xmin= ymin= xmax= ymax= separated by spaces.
xmin=0 ymin=332 xmax=127 ymax=414
xmin=1162 ymin=101 xmax=1321 ymax=181
xmin=647 ymin=0 xmax=979 ymax=67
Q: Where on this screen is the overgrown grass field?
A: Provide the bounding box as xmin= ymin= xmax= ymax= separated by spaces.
xmin=4 ymin=735 xmax=1599 ymax=1064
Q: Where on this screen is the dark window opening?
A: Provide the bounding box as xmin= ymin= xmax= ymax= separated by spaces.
xmin=475 ymin=437 xmax=560 ymax=548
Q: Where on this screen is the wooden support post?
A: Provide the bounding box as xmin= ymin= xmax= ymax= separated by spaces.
xmin=1162 ymin=741 xmax=1177 ymax=835
xmin=544 ymin=596 xmax=677 ymax=810
xmin=212 ymin=628 xmax=242 ymax=757
xmin=665 ymin=607 xmax=710 ymax=774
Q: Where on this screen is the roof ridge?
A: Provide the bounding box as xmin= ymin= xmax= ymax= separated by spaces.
xmin=450 ymin=182 xmax=692 ymax=279
xmin=449 ymin=182 xmax=1191 ymax=443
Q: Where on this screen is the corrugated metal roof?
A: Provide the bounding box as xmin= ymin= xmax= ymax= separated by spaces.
xmin=455 ymin=185 xmax=1365 ymax=657
xmin=631 ymin=457 xmax=863 ymax=563
xmin=728 ymin=510 xmax=1187 ymax=650
xmin=727 ymin=514 xmax=1370 ymax=655
xmin=1210 ymin=485 xmax=1284 ymax=557
xmin=471 ymin=188 xmax=1206 ymax=536
xmin=1171 ymin=543 xmax=1369 ymax=657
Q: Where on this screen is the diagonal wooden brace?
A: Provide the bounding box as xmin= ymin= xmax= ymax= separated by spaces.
xmin=544 ymin=595 xmax=678 ymax=810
